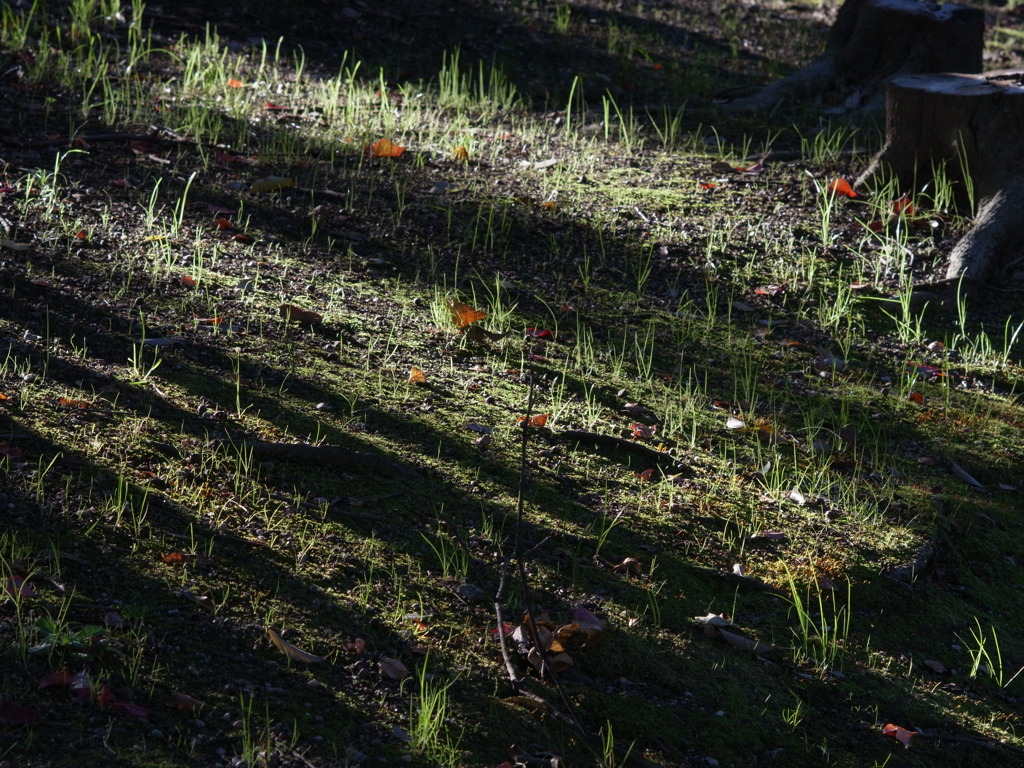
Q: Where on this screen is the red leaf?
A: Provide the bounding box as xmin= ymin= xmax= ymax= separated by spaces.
xmin=630 ymin=423 xmax=657 ymax=439
xmin=827 ymin=178 xmax=858 ymax=198
xmin=366 ymin=138 xmax=405 ymax=158
xmin=39 ymin=670 xmax=74 ymax=689
xmin=214 ymin=217 xmax=234 ymax=230
xmin=892 ymin=193 xmax=915 ymax=216
xmin=265 ymin=101 xmax=287 ymax=112
xmin=525 ymin=327 xmax=553 ymax=339
xmin=699 ymin=182 xmax=716 ymax=190
xmin=181 ymin=275 xmax=197 ymax=287
xmin=109 ymin=701 xmax=150 ymax=718
xmin=5 ymin=575 xmax=36 ymax=598
xmin=908 ymin=391 xmax=924 ymax=403
xmin=96 ymin=686 xmax=116 ymax=708
xmin=636 ymin=468 xmax=655 ymax=481
xmin=0 ymin=699 xmax=43 ymax=725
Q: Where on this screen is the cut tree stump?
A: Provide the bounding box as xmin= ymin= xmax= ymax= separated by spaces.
xmin=724 ymin=0 xmax=983 ymax=113
xmin=857 ymin=71 xmax=1024 ymax=281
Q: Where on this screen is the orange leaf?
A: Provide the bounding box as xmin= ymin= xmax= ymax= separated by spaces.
xmin=636 ymin=468 xmax=655 ymax=481
xmin=161 ymin=552 xmax=186 ymax=564
xmin=446 ymin=298 xmax=487 ymax=328
xmin=453 ymin=145 xmax=469 ymax=161
xmin=181 ymin=275 xmax=197 ymax=287
xmin=214 ymin=217 xmax=234 ymax=230
xmin=58 ymin=397 xmax=91 ymax=409
xmin=699 ymin=182 xmax=716 ymax=190
xmin=882 ymin=723 xmax=916 ymax=747
xmin=908 ymin=391 xmax=924 ymax=403
xmin=367 ymin=138 xmax=405 ymax=158
xmin=227 ymin=78 xmax=243 ymax=88
xmin=279 ymin=303 xmax=323 ymax=324
xmin=827 ymin=178 xmax=858 ymax=198
xmin=517 ymin=413 xmax=549 ymax=427
xmin=409 ymin=366 xmax=427 ymax=385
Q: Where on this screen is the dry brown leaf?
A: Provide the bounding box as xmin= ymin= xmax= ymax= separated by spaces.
xmin=380 ymin=656 xmax=410 ymax=680
xmin=279 ymin=303 xmax=324 ymax=325
xmin=718 ymin=628 xmax=775 ymax=654
xmin=169 ymin=692 xmax=204 ymax=712
xmin=267 ymin=627 xmax=326 ymax=663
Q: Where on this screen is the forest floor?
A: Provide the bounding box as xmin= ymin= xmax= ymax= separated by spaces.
xmin=2 ymin=1 xmax=1024 ymax=767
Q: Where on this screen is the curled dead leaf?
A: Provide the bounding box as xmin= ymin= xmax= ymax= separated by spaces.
xmin=882 ymin=723 xmax=916 ymax=747
xmin=267 ymin=627 xmax=326 ymax=663
xmin=380 ymin=656 xmax=410 ymax=680
xmin=279 ymin=303 xmax=323 ymax=325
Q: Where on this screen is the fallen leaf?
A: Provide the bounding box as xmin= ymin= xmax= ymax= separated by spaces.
xmin=718 ymin=628 xmax=775 ymax=654
xmin=169 ymin=692 xmax=204 ymax=712
xmin=827 ymin=178 xmax=858 ymax=198
xmin=635 ymin=468 xmax=655 ymax=481
xmin=525 ymin=327 xmax=553 ymax=339
xmin=38 ymin=670 xmax=74 ymax=689
xmin=788 ymin=488 xmax=806 ymax=506
xmin=279 ymin=303 xmax=323 ymax=324
xmin=0 ymin=699 xmax=43 ymax=725
xmin=694 ymin=613 xmax=733 ymax=628
xmin=409 ymin=366 xmax=427 ymax=385
xmin=181 ymin=275 xmax=197 ymax=287
xmin=630 ymin=423 xmax=656 ymax=439
xmin=214 ymin=217 xmax=234 ymax=230
xmin=950 ymin=461 xmax=985 ymax=490
xmin=908 ymin=391 xmax=924 ymax=404
xmin=58 ymin=397 xmax=92 ymax=409
xmin=622 ymin=403 xmax=655 ymax=420
xmin=267 ymin=627 xmax=326 ymax=663
xmin=249 ymin=176 xmax=295 ymax=194
xmin=109 ymin=701 xmax=150 ymax=718
xmin=517 ymin=413 xmax=549 ymax=427
xmin=453 ymin=145 xmax=469 ymax=162
xmin=227 ymin=78 xmax=243 ymax=88
xmin=726 ymin=416 xmax=745 ymax=429
xmin=882 ymin=723 xmax=916 ymax=747
xmin=367 ymin=139 xmax=405 ymax=158
xmin=380 ymin=656 xmax=410 ymax=680
xmin=447 ymin=298 xmax=487 ymax=328
xmin=612 ymin=557 xmax=643 ymax=574
xmin=891 ymin=193 xmax=915 ymax=216
xmin=5 ymin=575 xmax=36 ymax=598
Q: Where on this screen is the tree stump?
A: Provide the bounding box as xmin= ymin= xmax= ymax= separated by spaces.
xmin=724 ymin=0 xmax=983 ymax=113
xmin=857 ymin=71 xmax=1024 ymax=281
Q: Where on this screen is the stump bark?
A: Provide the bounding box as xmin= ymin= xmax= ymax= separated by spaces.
xmin=857 ymin=71 xmax=1024 ymax=281
xmin=724 ymin=0 xmax=983 ymax=113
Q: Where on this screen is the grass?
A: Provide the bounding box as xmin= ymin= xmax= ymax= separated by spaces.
xmin=0 ymin=1 xmax=1023 ymax=766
